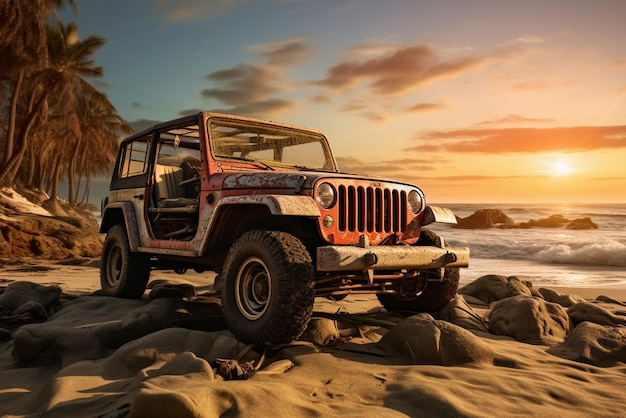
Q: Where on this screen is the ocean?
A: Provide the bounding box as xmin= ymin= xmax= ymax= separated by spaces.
xmin=428 ymin=203 xmax=626 ymax=287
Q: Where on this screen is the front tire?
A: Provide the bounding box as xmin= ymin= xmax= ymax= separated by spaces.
xmin=100 ymin=224 xmax=150 ymax=298
xmin=221 ymin=229 xmax=315 ymax=345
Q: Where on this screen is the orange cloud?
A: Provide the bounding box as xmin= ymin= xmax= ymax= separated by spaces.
xmin=315 ymin=44 xmax=488 ymax=96
xmin=410 ymin=126 xmax=626 ymax=153
xmin=406 ymin=102 xmax=446 ymax=114
xmin=474 ymin=114 xmax=554 ymax=126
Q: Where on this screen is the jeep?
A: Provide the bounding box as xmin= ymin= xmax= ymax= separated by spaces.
xmin=100 ymin=112 xmax=469 ymax=345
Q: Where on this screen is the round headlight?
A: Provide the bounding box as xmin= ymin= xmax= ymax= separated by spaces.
xmin=407 ymin=190 xmax=423 ymax=214
xmin=316 ymin=182 xmax=336 ymax=209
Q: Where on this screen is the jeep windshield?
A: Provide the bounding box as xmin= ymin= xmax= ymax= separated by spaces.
xmin=208 ymin=117 xmax=338 ymax=171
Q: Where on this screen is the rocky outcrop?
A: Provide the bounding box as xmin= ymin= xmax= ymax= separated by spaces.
xmin=454 ymin=209 xmax=516 ymax=229
xmin=0 ymin=188 xmax=102 ymax=259
xmin=566 ymin=217 xmax=598 ymax=229
xmin=453 ymin=208 xmax=599 ymax=230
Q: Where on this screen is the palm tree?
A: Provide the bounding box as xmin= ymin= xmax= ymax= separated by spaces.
xmin=1 ymin=2 xmax=128 ymax=209
xmin=66 ymin=91 xmax=131 ymax=205
xmin=0 ymin=0 xmax=77 ymax=184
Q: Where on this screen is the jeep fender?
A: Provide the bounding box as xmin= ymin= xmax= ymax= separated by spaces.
xmin=422 ymin=205 xmax=458 ymax=225
xmin=199 ymin=195 xmax=320 ymax=255
xmin=100 ymin=202 xmax=142 ymax=251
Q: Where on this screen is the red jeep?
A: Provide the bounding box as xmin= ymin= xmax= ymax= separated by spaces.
xmin=100 ymin=112 xmax=469 ymax=345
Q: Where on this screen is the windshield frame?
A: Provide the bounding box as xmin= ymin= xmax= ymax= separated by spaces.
xmin=206 ymin=116 xmax=338 ymax=172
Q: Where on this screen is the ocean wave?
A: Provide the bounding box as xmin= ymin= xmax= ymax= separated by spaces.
xmin=531 ymin=241 xmax=626 ymax=267
xmin=447 ymin=233 xmax=626 ymax=267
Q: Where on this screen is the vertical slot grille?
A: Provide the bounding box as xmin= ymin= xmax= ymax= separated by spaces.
xmin=337 ymin=185 xmax=407 ymax=233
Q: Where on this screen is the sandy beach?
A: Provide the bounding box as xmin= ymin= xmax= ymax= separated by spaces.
xmin=1 ymin=259 xmax=625 ymax=418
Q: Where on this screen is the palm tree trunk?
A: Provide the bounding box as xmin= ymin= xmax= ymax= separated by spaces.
xmin=3 ymin=70 xmax=24 ymax=167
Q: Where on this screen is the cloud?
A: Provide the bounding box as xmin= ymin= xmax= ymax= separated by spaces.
xmin=515 ymin=35 xmax=544 ymax=44
xmin=474 ymin=114 xmax=554 ymax=127
xmin=315 ymin=44 xmax=487 ymax=96
xmin=209 ymin=98 xmax=296 ymax=117
xmin=202 ymin=63 xmax=279 ymax=104
xmin=335 ymin=155 xmax=445 ymax=176
xmin=157 ymin=0 xmax=302 ymax=22
xmin=249 ymin=38 xmax=314 ymax=66
xmin=406 ymin=102 xmax=446 ymax=114
xmin=157 ymin=0 xmax=241 ymax=22
xmin=511 ymin=81 xmax=550 ymax=91
xmin=410 ymin=125 xmax=626 ymax=154
xmin=127 ymin=118 xmax=163 ymax=132
xmin=200 ymin=38 xmax=314 ymax=117
xmin=611 ymin=59 xmax=626 ymax=67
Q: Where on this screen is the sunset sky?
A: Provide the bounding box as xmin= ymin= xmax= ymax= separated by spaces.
xmin=61 ymin=0 xmax=626 ymax=203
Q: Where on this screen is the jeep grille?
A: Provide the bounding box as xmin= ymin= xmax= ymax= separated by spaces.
xmin=337 ymin=185 xmax=407 ymax=233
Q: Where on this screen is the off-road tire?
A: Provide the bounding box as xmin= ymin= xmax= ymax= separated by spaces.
xmin=221 ymin=229 xmax=315 ymax=345
xmin=100 ymin=224 xmax=150 ymax=298
xmin=377 ymin=229 xmax=460 ymax=313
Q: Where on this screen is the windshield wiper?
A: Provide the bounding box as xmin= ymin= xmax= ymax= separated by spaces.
xmin=215 ymin=155 xmax=275 ymax=171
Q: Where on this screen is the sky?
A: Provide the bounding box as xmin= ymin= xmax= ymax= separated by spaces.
xmin=60 ymin=0 xmax=626 ymax=204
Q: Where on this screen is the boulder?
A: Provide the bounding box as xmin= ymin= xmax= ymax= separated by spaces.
xmin=458 ymin=275 xmax=533 ymax=304
xmin=379 ymin=314 xmax=496 ymax=365
xmin=566 ymin=217 xmax=598 ymax=230
xmin=436 ymin=294 xmax=489 ymax=332
xmin=538 ymin=287 xmax=585 ymax=307
xmin=454 ymin=209 xmax=516 ymax=229
xmin=488 ymin=295 xmax=570 ymax=345
xmin=516 ymin=214 xmax=570 ymax=228
xmin=567 ymin=301 xmax=626 ymax=327
xmin=548 ymin=321 xmax=626 ymax=367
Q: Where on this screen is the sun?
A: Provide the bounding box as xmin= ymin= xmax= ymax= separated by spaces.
xmin=551 ymin=160 xmax=572 ymax=176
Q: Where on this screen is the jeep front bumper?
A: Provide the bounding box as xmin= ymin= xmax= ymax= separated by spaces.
xmin=316 ymin=244 xmax=469 ymax=272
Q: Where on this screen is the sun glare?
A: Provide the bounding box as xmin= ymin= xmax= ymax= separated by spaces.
xmin=551 ymin=160 xmax=572 ymax=176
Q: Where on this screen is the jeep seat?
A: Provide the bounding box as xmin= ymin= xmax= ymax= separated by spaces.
xmin=153 ymin=164 xmax=199 ymax=210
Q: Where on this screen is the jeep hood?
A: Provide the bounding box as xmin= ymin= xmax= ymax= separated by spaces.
xmin=219 ymin=171 xmax=418 ymax=190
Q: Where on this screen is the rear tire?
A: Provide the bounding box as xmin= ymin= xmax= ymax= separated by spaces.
xmin=100 ymin=224 xmax=150 ymax=298
xmin=377 ymin=268 xmax=459 ymax=313
xmin=221 ymin=229 xmax=315 ymax=345
xmin=377 ymin=229 xmax=460 ymax=313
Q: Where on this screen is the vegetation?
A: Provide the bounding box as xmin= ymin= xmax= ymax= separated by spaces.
xmin=0 ymin=0 xmax=131 ymax=207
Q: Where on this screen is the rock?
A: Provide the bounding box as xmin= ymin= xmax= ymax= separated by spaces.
xmin=538 ymin=287 xmax=585 ymax=307
xmin=567 ymin=302 xmax=626 ymax=327
xmin=566 ymin=217 xmax=598 ymax=230
xmin=299 ymin=318 xmax=341 ymax=345
xmin=436 ymin=294 xmax=489 ymax=332
xmin=0 ymin=281 xmax=61 ymax=312
xmin=453 ymin=209 xmax=516 ymax=229
xmin=596 ymin=295 xmax=626 ymax=306
xmin=458 ymin=275 xmax=533 ymax=304
xmin=12 ymin=296 xmax=225 ymax=366
xmin=379 ymin=314 xmax=496 ymax=365
xmin=488 ymin=295 xmax=570 ymax=345
xmin=516 ymin=214 xmax=570 ymax=228
xmin=0 ymin=281 xmax=62 ymax=333
xmin=548 ymin=322 xmax=626 ymax=367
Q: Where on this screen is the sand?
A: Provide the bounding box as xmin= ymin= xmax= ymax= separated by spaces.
xmin=1 ymin=260 xmax=625 ymax=418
